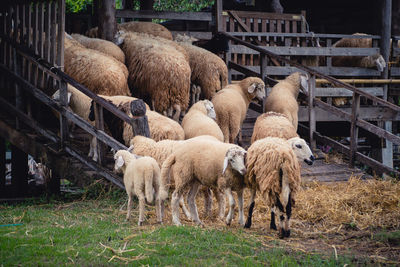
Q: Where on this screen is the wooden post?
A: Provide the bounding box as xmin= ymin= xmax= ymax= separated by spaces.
xmin=130 ymin=99 xmax=150 ymax=137
xmin=11 ymin=145 xmax=28 ymax=197
xmin=380 ymin=0 xmax=393 ymax=168
xmin=59 ymin=81 xmax=69 ymax=147
xmin=98 ymin=0 xmax=117 ymax=42
xmin=225 ymin=39 xmax=232 ymax=83
xmin=215 ymin=0 xmax=223 ymax=33
xmin=349 ymin=92 xmax=361 ymax=168
xmin=0 ymin=137 xmax=5 ymax=196
xmin=94 ymin=103 xmax=105 ymax=165
xmin=308 ymin=74 xmax=316 ymax=150
xmin=260 ymin=53 xmax=268 ymax=110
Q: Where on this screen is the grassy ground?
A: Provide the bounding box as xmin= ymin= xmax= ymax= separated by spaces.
xmin=0 ymin=186 xmax=357 ymax=267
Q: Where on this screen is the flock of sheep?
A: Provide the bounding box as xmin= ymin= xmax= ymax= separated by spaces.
xmin=54 ymin=21 xmax=318 ymax=238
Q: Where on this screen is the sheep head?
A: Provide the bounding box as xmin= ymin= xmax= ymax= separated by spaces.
xmin=374 ymin=54 xmax=386 ymax=72
xmin=287 ymin=137 xmax=315 ymax=165
xmin=246 ymin=78 xmax=266 ymax=101
xmin=114 ymin=150 xmax=126 ymax=174
xmin=52 ymin=89 xmax=71 ymax=104
xmin=203 ymin=100 xmax=216 ymax=120
xmin=299 ymin=73 xmax=309 ymax=95
xmin=222 ymin=146 xmax=247 ymax=176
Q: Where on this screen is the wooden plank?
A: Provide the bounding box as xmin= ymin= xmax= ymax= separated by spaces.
xmin=44 ymin=2 xmax=51 ymax=62
xmin=228 ymin=32 xmax=381 ymax=39
xmin=215 ymin=0 xmax=222 ymax=32
xmin=94 ymin=103 xmax=105 ymax=165
xmin=116 ymin=10 xmax=212 ymax=21
xmin=50 ymin=1 xmax=57 ymax=66
xmin=308 ymin=75 xmax=316 ymax=149
xmin=228 ymin=10 xmax=303 ymax=21
xmin=310 ymin=87 xmax=383 ymax=97
xmin=171 ymin=31 xmax=212 ymax=40
xmin=349 ymin=93 xmax=361 ymax=167
xmin=57 ymin=0 xmax=65 ymax=71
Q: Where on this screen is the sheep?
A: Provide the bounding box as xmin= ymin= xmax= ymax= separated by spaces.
xmin=212 ymin=77 xmax=266 ymax=143
xmin=86 ymin=21 xmax=173 ymax=40
xmin=52 ymin=85 xmax=99 ymax=161
xmin=264 ymin=72 xmax=309 ymax=131
xmin=64 ymin=34 xmax=130 ymax=97
xmin=71 ymin=33 xmax=125 ymax=64
xmin=114 ymin=149 xmax=168 ymax=225
xmin=160 ymin=139 xmax=247 ymax=226
xmin=129 ymin=135 xmax=223 ymax=220
xmin=244 ymin=137 xmax=301 ymax=239
xmin=181 ymin=100 xmax=224 ymax=142
xmin=332 ymin=33 xmax=386 ymax=71
xmin=178 ymin=42 xmax=228 ymax=100
xmin=192 ymin=32 xmax=230 ymax=56
xmin=88 ymin=99 xmax=185 ymax=145
xmin=251 ymin=112 xmax=315 ymax=166
xmin=121 ymin=32 xmax=191 ymax=121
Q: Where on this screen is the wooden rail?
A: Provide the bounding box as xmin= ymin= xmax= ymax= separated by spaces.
xmin=222 ymin=32 xmax=400 ymax=177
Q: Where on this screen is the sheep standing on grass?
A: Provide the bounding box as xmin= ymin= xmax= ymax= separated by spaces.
xmin=114 ymin=149 xmax=168 ymax=225
xmin=264 ymin=72 xmax=309 ymax=131
xmin=160 ymin=139 xmax=247 ymax=226
xmin=212 ymin=77 xmax=266 ymax=143
xmin=64 ymin=34 xmax=130 ymax=97
xmin=244 ymin=137 xmax=301 ymax=238
xmin=332 ymin=33 xmax=386 ymax=71
xmin=121 ymin=32 xmax=191 ymax=121
xmin=129 ymin=135 xmax=224 ymax=220
xmin=178 ymin=42 xmax=228 ymax=100
xmin=181 ymin=100 xmax=224 ymax=142
xmin=71 ymin=33 xmax=125 ymax=64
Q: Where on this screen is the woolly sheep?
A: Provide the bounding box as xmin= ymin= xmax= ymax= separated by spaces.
xmin=178 ymin=42 xmax=228 ymax=100
xmin=64 ymin=34 xmax=130 ymax=96
xmin=244 ymin=137 xmax=301 ymax=239
xmin=160 ymin=139 xmax=247 ymax=226
xmin=71 ymin=33 xmax=125 ymax=64
xmin=121 ymin=32 xmax=190 ymax=121
xmin=114 ymin=149 xmax=168 ymax=225
xmin=332 ymin=33 xmax=386 ymax=71
xmin=129 ymin=135 xmax=223 ymax=219
xmin=264 ymin=72 xmax=309 ymax=131
xmin=88 ymin=98 xmax=185 ymax=145
xmin=251 ymin=112 xmax=315 ymax=166
xmin=212 ymin=77 xmax=266 ymax=143
xmin=181 ymin=100 xmax=224 ymax=142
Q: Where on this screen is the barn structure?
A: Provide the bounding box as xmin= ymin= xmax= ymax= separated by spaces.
xmin=1 ymin=0 xmax=400 ymax=199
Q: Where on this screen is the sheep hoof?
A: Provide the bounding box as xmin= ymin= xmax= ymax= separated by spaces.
xmin=138 ymin=221 xmax=144 ymax=226
xmin=244 ymin=220 xmax=252 ymax=229
xmin=126 ymin=217 xmax=130 ymax=222
xmin=225 ymin=219 xmax=232 ymax=226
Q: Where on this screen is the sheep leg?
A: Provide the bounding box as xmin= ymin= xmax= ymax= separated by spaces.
xmin=237 ymin=189 xmax=244 ymax=226
xmin=214 ymin=189 xmax=226 ymax=220
xmin=244 ymin=187 xmax=256 ymax=228
xmin=179 ymin=196 xmax=192 ymax=220
xmin=171 ymin=190 xmax=182 ymax=226
xmin=137 ymin=193 xmax=146 ymax=226
xmin=126 ymin=194 xmax=133 ymax=221
xmin=88 ymin=136 xmax=98 ymax=162
xmin=172 ymin=104 xmax=181 ymax=122
xmin=225 ymin=188 xmax=236 ymax=226
xmin=270 ymin=206 xmax=277 ymax=230
xmin=187 ymin=182 xmax=202 ymax=225
xmin=195 ymin=86 xmax=201 ymax=103
xmin=203 ymin=187 xmax=213 ymax=218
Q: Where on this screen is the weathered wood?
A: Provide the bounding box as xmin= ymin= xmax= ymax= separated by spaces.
xmin=98 ymin=0 xmax=116 ymax=42
xmin=308 ymin=74 xmax=316 ymax=150
xmin=57 ymin=0 xmax=65 ymax=71
xmin=130 ymin=99 xmax=150 ymax=138
xmin=59 ymin=80 xmax=69 ymax=147
xmin=260 ymin=54 xmax=268 ymax=109
xmin=50 ymin=1 xmax=57 ymax=66
xmin=11 ymin=144 xmax=28 ymax=197
xmin=0 ymin=137 xmax=5 ymax=195
xmin=349 ymin=93 xmax=361 ymax=167
xmin=225 ymin=10 xmax=304 ymax=21
xmin=94 ymin=102 xmax=105 ymax=165
xmin=215 ymin=0 xmax=223 ymax=32
xmin=116 ymin=10 xmax=212 ymax=21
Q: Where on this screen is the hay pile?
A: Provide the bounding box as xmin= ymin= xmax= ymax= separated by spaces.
xmin=294 ymin=176 xmax=400 ymax=230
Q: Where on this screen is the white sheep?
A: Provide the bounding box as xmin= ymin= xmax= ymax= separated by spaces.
xmin=71 ymin=33 xmax=125 ymax=64
xmin=212 ymin=77 xmax=265 ymax=143
xmin=264 ymin=72 xmax=309 ymax=131
xmin=114 ymin=149 xmax=168 ymax=225
xmin=181 ymin=100 xmax=224 ymax=142
xmin=160 ymin=138 xmax=247 ymax=226
xmin=120 ymin=32 xmax=190 ymax=121
xmin=244 ymin=137 xmax=301 ymax=239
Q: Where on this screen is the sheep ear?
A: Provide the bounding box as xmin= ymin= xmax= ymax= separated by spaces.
xmin=300 ymin=74 xmax=309 ymax=95
xmin=222 ymin=156 xmax=229 ymax=175
xmin=116 ymin=156 xmax=124 ymax=168
xmin=67 ymin=92 xmax=72 ymax=104
xmin=247 ymin=83 xmax=256 ymax=93
xmin=127 ymin=145 xmax=134 ymax=153
xmin=52 ymin=90 xmax=60 ymax=100
xmin=111 ymin=148 xmax=116 ymax=156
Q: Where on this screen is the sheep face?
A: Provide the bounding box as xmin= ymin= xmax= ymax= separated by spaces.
xmin=248 ymin=82 xmax=266 ymax=101
xmin=52 ymin=89 xmax=72 ymax=104
xmin=299 ymin=73 xmax=309 ymax=95
xmin=222 ymin=147 xmax=247 ymax=176
xmin=287 ymin=137 xmax=315 ymax=165
xmin=114 ymin=152 xmax=126 ymax=174
xmin=374 ymin=54 xmax=386 ymax=72
xmin=203 ymin=100 xmax=216 ymax=120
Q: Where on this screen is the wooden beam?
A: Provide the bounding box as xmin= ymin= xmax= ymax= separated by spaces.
xmin=215 ymin=0 xmax=223 ymax=32
xmin=98 ymin=0 xmax=117 ymax=42
xmin=116 ymin=10 xmax=212 ymax=21
xmin=349 ymin=93 xmax=361 ymax=167
xmin=308 ymin=75 xmax=316 ymax=150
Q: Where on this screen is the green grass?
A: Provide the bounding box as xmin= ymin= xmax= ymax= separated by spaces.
xmin=0 ymin=192 xmax=354 ymax=266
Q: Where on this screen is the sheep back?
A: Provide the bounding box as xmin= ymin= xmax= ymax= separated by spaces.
xmin=251 ymin=112 xmax=298 ymax=144
xmin=119 ymin=21 xmax=173 ymax=40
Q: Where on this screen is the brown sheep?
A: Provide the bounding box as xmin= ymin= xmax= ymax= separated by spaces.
xmin=264 ymin=72 xmax=309 ymax=131
xmin=212 ymin=77 xmax=265 ymax=143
